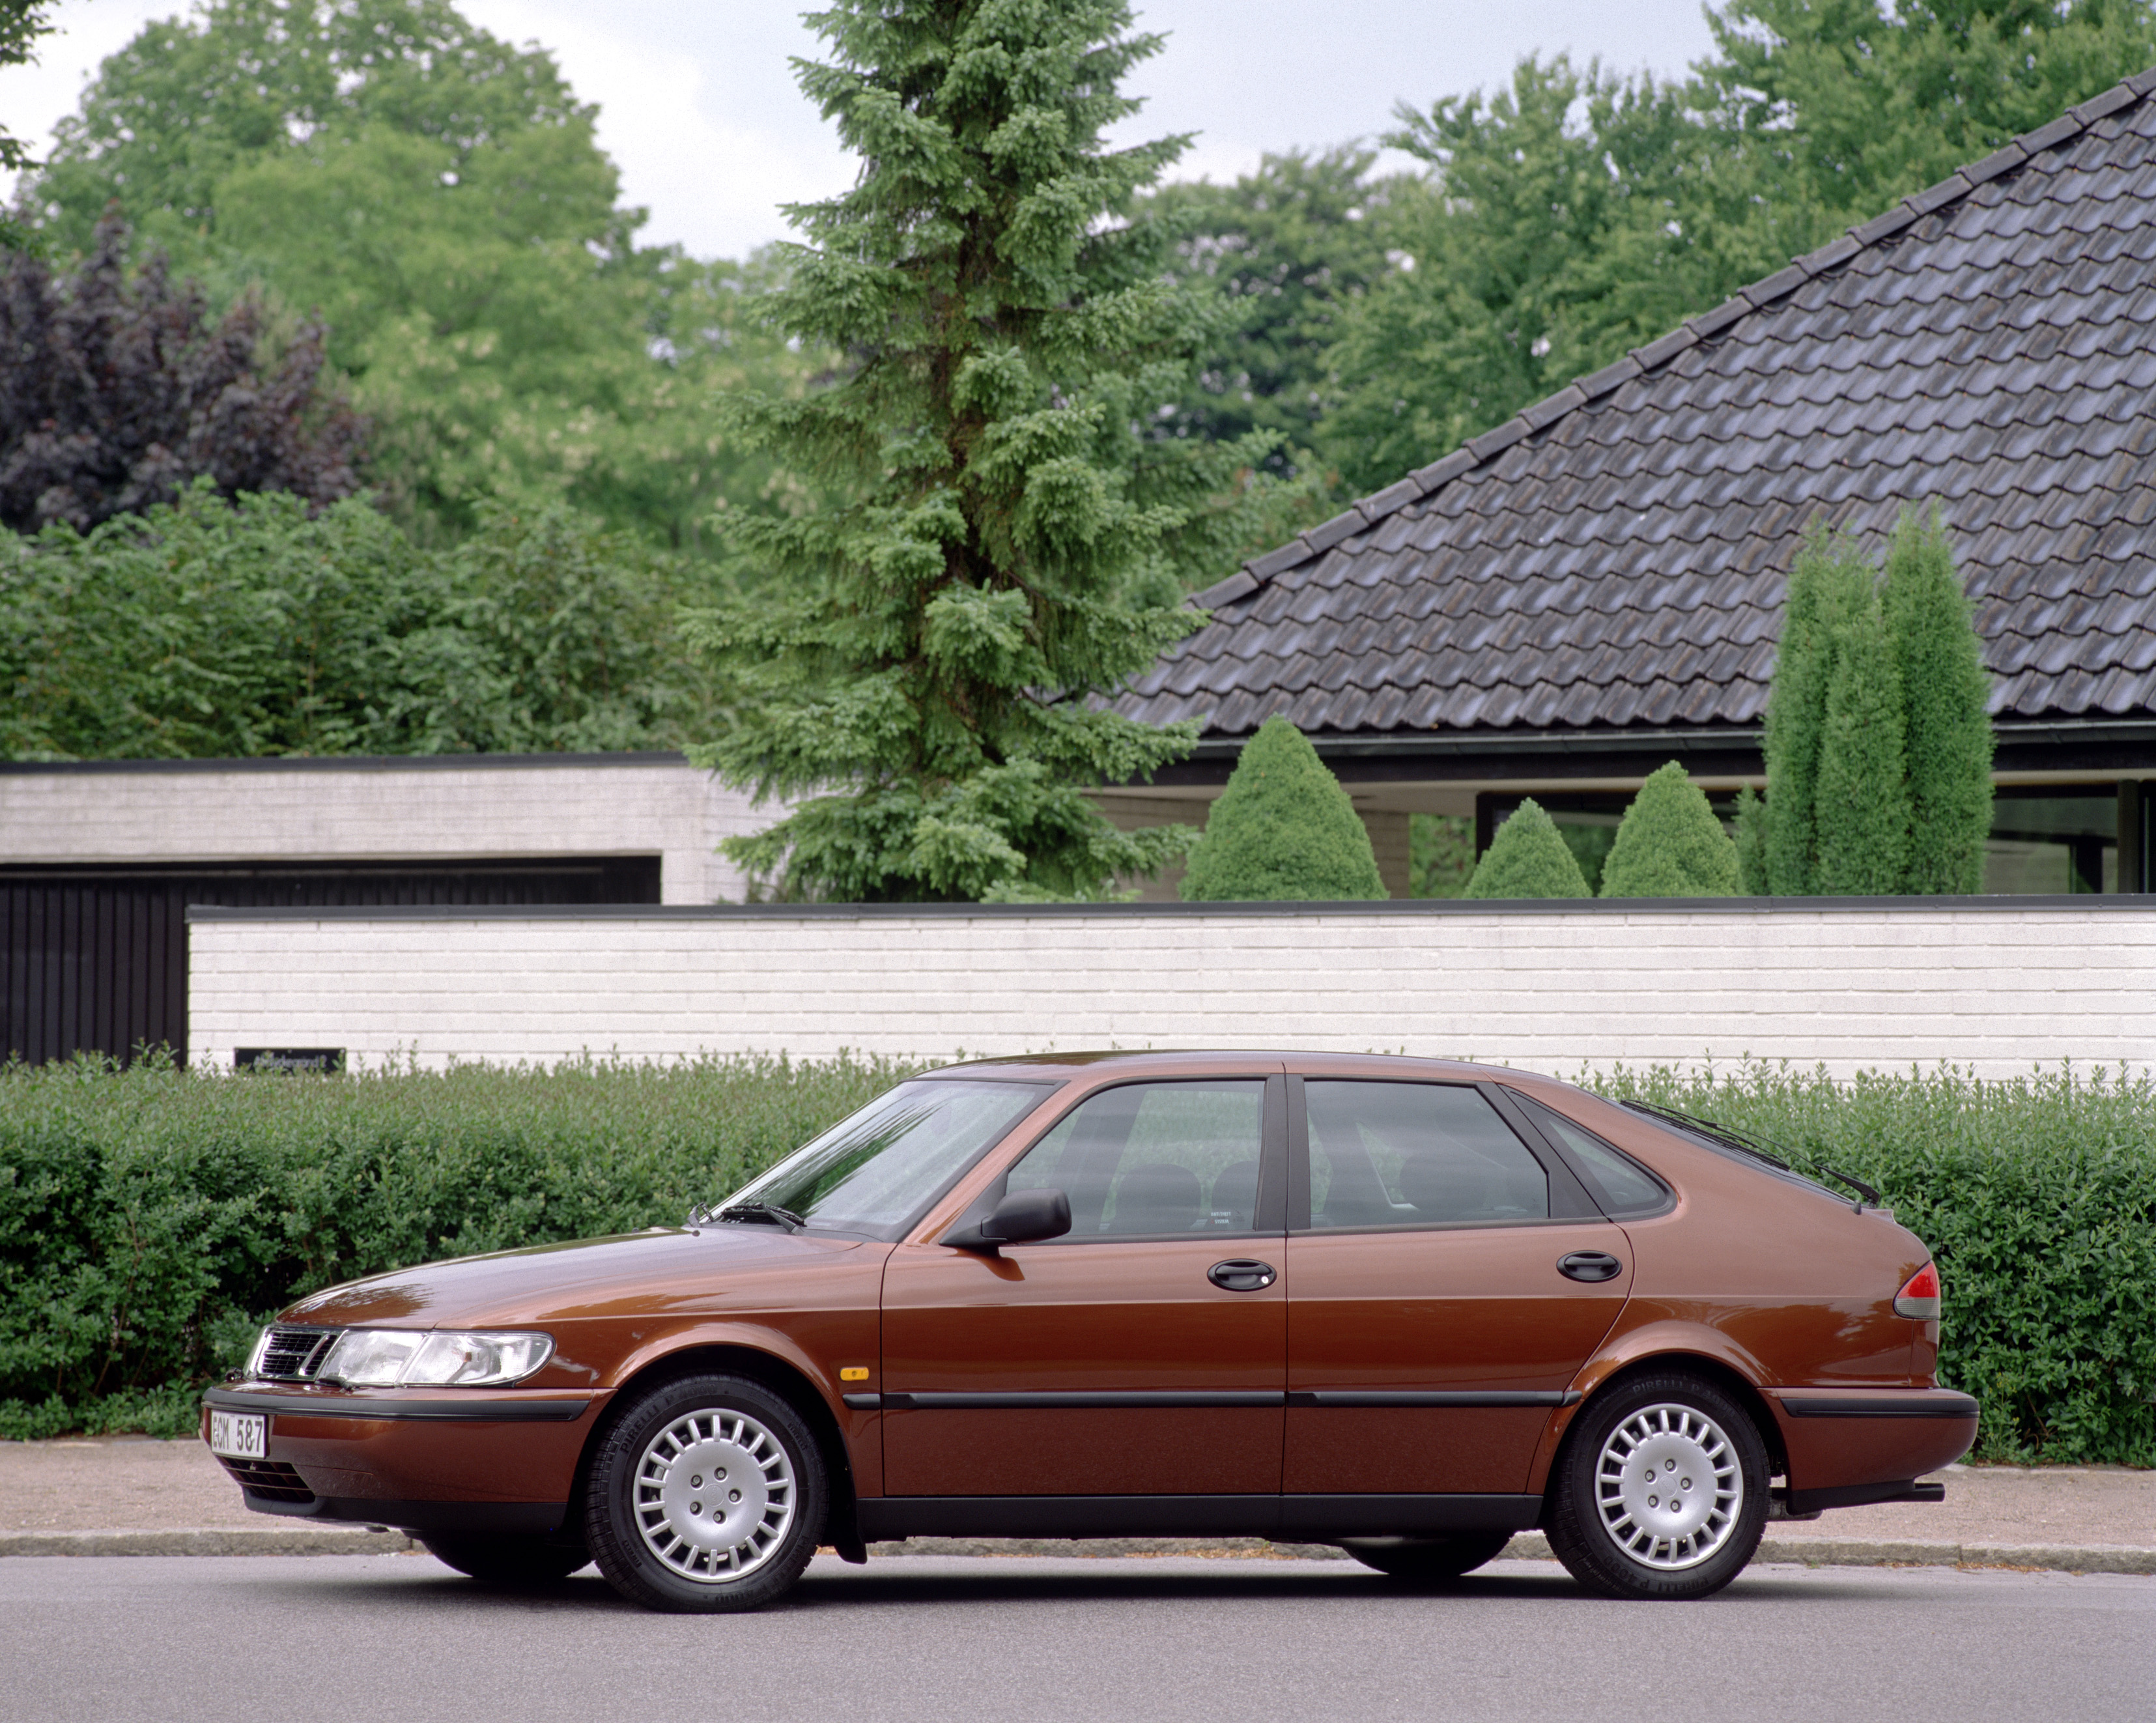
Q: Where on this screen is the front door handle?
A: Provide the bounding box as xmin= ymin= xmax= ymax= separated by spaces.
xmin=1557 ymin=1250 xmax=1624 ymax=1283
xmin=1208 ymin=1259 xmax=1277 ymax=1292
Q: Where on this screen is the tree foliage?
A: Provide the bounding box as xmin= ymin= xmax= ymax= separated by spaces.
xmin=1599 ymin=762 xmax=1743 ymax=898
xmin=1462 ymin=799 xmax=1592 ymax=898
xmin=0 ymin=214 xmax=365 ymax=532
xmin=1180 ymin=717 xmax=1385 ymax=902
xmin=1314 ymin=12 xmax=2156 ymax=500
xmin=30 ymin=0 xmax=819 ymax=551
xmin=1815 ymin=567 xmax=1912 ymax=894
xmin=1886 ymin=507 xmax=1996 ymax=894
xmin=1765 ymin=524 xmax=1875 ymax=894
xmin=686 ymin=0 xmax=1288 ymax=904
xmin=1761 ymin=513 xmax=1991 ymax=896
xmin=0 ymin=1 xmax=55 ymax=249
xmin=0 ymin=482 xmax=716 ymax=759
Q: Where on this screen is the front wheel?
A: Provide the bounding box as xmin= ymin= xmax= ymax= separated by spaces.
xmin=584 ymin=1373 xmax=826 ymax=1613
xmin=1546 ymin=1371 xmax=1768 ymax=1601
xmin=1340 ymin=1531 xmax=1513 ymax=1580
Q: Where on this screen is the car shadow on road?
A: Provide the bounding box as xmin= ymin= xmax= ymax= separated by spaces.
xmin=224 ymin=1554 xmax=1935 ymax=1615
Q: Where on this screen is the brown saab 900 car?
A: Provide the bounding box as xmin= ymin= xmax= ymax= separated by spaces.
xmin=203 ymin=1052 xmax=1975 ymax=1610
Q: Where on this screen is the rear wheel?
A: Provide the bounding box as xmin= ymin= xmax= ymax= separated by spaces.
xmin=584 ymin=1373 xmax=825 ymax=1614
xmin=1547 ymin=1370 xmax=1768 ymax=1601
xmin=419 ymin=1533 xmax=589 ymax=1584
xmin=1340 ymin=1531 xmax=1513 ymax=1580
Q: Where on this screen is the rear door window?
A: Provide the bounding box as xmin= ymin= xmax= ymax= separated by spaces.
xmin=1304 ymin=1081 xmax=1550 ymax=1228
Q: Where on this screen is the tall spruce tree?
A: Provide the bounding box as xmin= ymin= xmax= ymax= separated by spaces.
xmin=1813 ymin=580 xmax=1911 ymax=894
xmin=684 ymin=0 xmax=1278 ymax=902
xmin=1884 ymin=507 xmax=1994 ymax=893
xmin=1764 ymin=524 xmax=1873 ymax=894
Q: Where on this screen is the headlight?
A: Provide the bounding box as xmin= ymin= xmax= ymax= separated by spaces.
xmin=319 ymin=1329 xmax=554 ymax=1387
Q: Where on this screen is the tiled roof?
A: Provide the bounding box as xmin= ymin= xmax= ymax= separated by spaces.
xmin=1122 ymin=72 xmax=2156 ymax=740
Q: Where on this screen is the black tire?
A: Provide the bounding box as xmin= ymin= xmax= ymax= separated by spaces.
xmin=419 ymin=1533 xmax=589 ymax=1584
xmin=584 ymin=1373 xmax=825 ymax=1614
xmin=1340 ymin=1531 xmax=1514 ymax=1580
xmin=1546 ymin=1370 xmax=1768 ymax=1601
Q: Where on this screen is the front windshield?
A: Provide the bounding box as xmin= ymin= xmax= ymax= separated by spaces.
xmin=720 ymin=1079 xmax=1055 ymax=1240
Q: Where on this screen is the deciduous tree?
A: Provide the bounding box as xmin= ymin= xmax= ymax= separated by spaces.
xmin=0 ymin=213 xmax=364 ymax=532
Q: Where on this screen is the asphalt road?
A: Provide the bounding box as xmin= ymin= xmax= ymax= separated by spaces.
xmin=5 ymin=1553 xmax=2150 ymax=1723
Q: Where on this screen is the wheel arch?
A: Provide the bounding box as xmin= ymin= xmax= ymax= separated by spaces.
xmin=1529 ymin=1350 xmax=1789 ymax=1502
xmin=570 ymin=1343 xmax=862 ymax=1556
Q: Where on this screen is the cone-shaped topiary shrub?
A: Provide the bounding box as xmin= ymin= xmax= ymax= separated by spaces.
xmin=1884 ymin=507 xmax=1993 ymax=894
xmin=1600 ymin=762 xmax=1742 ymax=897
xmin=1179 ymin=715 xmax=1386 ymax=900
xmin=1463 ymin=799 xmax=1591 ymax=898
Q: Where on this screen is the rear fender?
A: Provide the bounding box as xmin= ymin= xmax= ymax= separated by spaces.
xmin=1525 ymin=1320 xmax=1778 ymax=1496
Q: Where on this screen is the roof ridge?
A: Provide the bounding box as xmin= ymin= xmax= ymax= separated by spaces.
xmin=1192 ymin=62 xmax=2156 ymax=614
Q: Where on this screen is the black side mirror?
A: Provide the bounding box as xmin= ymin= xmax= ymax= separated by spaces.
xmin=945 ymin=1187 xmax=1071 ymax=1253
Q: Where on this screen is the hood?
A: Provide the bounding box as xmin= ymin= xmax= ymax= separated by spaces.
xmin=281 ymin=1224 xmax=872 ymax=1329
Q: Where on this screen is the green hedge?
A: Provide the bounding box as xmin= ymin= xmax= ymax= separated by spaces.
xmin=4 ymin=1055 xmax=2149 ymax=1464
xmin=1585 ymin=1061 xmax=2156 ymax=1467
xmin=0 ymin=1053 xmax=917 ymax=1440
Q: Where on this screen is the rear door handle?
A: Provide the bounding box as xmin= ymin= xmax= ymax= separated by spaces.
xmin=1208 ymin=1259 xmax=1277 ymax=1292
xmin=1557 ymin=1250 xmax=1623 ymax=1283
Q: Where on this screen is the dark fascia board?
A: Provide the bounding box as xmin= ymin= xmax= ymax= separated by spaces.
xmin=185 ymin=893 xmax=2156 ymax=923
xmin=1185 ymin=724 xmax=1766 ymax=762
xmin=1194 ymin=66 xmax=2156 ymax=618
xmin=0 ymin=750 xmax=690 ymax=776
xmin=1172 ymin=717 xmax=2156 ymax=762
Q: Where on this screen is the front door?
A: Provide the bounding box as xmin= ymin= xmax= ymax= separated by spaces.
xmin=881 ymin=1074 xmax=1287 ymax=1496
xmin=1283 ymin=1077 xmax=1633 ymax=1496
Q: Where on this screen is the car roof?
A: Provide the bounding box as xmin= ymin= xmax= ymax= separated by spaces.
xmin=933 ymin=1049 xmax=1518 ymax=1083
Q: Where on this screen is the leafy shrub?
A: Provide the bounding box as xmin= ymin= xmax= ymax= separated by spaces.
xmin=1463 ymin=799 xmax=1591 ymax=898
xmin=1587 ymin=1060 xmax=2156 ymax=1466
xmin=1180 ymin=716 xmax=1385 ymax=901
xmin=1599 ymin=762 xmax=1741 ymax=897
xmin=0 ymin=1052 xmax=917 ymax=1438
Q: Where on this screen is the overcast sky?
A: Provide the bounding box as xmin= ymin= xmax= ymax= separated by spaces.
xmin=0 ymin=1 xmax=1721 ymax=259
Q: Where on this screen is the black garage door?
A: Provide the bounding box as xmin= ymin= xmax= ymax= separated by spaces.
xmin=0 ymin=857 xmax=661 ymax=1066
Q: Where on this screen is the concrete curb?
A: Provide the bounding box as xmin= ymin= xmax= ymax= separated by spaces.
xmin=0 ymin=1527 xmax=418 ymax=1558
xmin=3 ymin=1528 xmax=2149 ymax=1576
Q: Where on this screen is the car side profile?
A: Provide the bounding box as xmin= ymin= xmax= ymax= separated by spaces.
xmin=202 ymin=1052 xmax=1977 ymax=1608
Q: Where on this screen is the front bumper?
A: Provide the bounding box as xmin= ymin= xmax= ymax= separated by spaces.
xmin=202 ymin=1383 xmax=608 ymax=1536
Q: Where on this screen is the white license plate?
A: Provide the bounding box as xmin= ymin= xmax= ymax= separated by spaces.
xmin=208 ymin=1411 xmax=266 ymax=1460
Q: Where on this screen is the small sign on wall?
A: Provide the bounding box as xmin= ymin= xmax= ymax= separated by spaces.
xmin=235 ymin=1047 xmax=346 ymax=1074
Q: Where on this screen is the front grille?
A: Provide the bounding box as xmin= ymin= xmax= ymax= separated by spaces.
xmin=218 ymin=1457 xmax=316 ymax=1503
xmin=255 ymin=1326 xmax=337 ymax=1381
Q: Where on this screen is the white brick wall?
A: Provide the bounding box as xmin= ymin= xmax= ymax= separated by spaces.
xmin=0 ymin=756 xmax=778 ymax=904
xmin=186 ymin=899 xmax=2156 ymax=1079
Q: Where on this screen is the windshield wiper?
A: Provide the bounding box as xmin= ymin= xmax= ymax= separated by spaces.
xmin=1620 ymin=1101 xmax=1880 ymax=1212
xmin=712 ymin=1201 xmax=806 ymax=1232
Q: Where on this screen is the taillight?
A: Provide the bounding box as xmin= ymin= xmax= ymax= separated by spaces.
xmin=1894 ymin=1260 xmax=1941 ymax=1320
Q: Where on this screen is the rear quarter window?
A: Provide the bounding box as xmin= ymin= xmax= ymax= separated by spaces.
xmin=1512 ymin=1095 xmax=1673 ymax=1217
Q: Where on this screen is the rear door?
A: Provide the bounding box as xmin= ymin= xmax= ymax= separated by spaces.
xmin=1283 ymin=1077 xmax=1632 ymax=1496
xmin=881 ymin=1073 xmax=1288 ymax=1497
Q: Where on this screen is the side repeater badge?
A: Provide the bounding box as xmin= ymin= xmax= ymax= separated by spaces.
xmin=840 ymin=1367 xmax=870 ymax=1382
